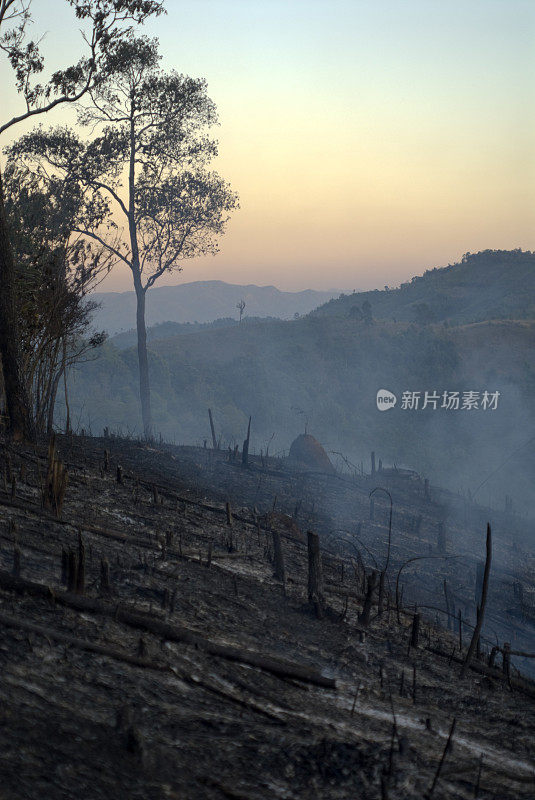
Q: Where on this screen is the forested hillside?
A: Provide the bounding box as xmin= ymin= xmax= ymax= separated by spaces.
xmin=109 ymin=317 xmax=280 ymax=350
xmin=314 ymin=250 xmax=535 ymax=324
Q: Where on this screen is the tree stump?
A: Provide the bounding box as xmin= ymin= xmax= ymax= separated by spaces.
xmin=358 ymin=570 xmax=377 ymax=626
xmin=307 ymin=530 xmax=324 ymax=618
xmin=272 ymin=529 xmax=285 ymax=584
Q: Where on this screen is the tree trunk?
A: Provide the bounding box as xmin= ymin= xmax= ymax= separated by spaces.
xmin=128 ymin=102 xmax=152 ymax=441
xmin=461 ymin=523 xmax=492 ymax=678
xmin=46 ymin=367 xmax=63 ymax=436
xmin=134 ymin=283 xmax=152 ymax=439
xmin=0 ymin=168 xmax=34 ymax=442
xmin=63 ymin=340 xmax=71 ymax=435
xmin=358 ymin=570 xmax=377 ymax=626
xmin=241 ymin=415 xmax=251 ymax=467
xmin=307 ymin=530 xmax=324 ymax=618
xmin=208 ymin=408 xmax=218 ymax=449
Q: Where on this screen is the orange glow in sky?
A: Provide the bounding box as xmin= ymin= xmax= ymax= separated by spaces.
xmin=1 ymin=0 xmax=534 ymax=291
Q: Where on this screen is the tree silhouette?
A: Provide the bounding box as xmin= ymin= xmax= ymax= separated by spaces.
xmin=0 ymin=0 xmax=164 ymax=441
xmin=11 ymin=35 xmax=239 ymax=438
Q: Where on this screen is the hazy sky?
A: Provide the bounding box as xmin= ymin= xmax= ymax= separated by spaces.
xmin=1 ymin=0 xmax=534 ymax=291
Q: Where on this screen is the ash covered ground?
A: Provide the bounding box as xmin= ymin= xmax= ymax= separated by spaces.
xmin=0 ymin=433 xmax=533 ymax=799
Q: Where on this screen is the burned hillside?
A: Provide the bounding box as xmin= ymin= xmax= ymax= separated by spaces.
xmin=0 ymin=432 xmax=533 ymax=799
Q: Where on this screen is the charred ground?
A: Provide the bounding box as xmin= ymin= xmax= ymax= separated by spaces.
xmin=0 ymin=433 xmax=534 ymax=799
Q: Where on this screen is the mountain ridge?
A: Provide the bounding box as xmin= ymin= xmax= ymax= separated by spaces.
xmin=90 ymin=279 xmax=346 ymax=334
xmin=312 ymin=249 xmax=535 ymax=324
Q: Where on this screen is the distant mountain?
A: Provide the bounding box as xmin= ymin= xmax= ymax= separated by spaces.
xmin=313 ymin=250 xmax=535 ymax=324
xmin=90 ymin=280 xmax=344 ymax=335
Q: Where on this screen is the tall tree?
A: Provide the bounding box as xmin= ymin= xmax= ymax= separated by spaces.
xmin=0 ymin=0 xmax=164 ymax=440
xmin=11 ymin=35 xmax=239 ymax=438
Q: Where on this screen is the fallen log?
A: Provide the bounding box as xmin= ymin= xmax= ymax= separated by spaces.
xmin=172 ymin=665 xmax=287 ymax=724
xmin=0 ymin=609 xmax=167 ymax=671
xmin=0 ymin=494 xmax=152 ymax=549
xmin=0 ymin=608 xmax=288 ymax=723
xmin=0 ymin=570 xmax=336 ymax=689
xmin=178 ymin=550 xmax=256 ymax=561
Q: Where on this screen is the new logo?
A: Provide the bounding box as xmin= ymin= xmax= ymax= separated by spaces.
xmin=376 ymin=389 xmax=397 ymax=411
